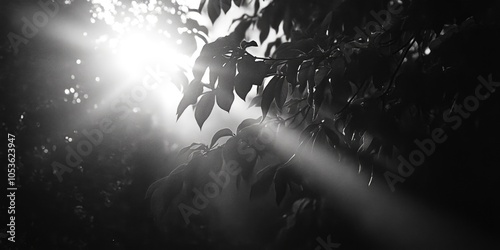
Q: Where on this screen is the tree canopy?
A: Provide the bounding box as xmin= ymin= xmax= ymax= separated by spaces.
xmin=147 ymin=0 xmax=500 ymax=249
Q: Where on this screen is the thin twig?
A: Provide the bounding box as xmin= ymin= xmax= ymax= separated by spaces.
xmin=383 ymin=37 xmax=416 ymax=97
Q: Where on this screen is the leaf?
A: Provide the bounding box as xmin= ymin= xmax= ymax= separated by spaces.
xmin=253 ymin=0 xmax=260 ymax=15
xmin=209 ymin=56 xmax=226 ymax=87
xmin=235 ymin=56 xmax=268 ymax=100
xmin=177 ymin=97 xmax=193 ymax=119
xmin=198 ymin=25 xmax=209 ymax=37
xmin=177 ymin=80 xmax=203 ymax=119
xmin=250 ymin=163 xmax=281 ymax=200
xmin=191 ymin=35 xmax=239 ymax=79
xmin=234 ymin=56 xmax=256 ymax=100
xmin=286 ymin=60 xmax=302 ymax=86
xmin=265 ymin=38 xmax=282 ymax=57
xmin=320 ymin=11 xmax=333 ymax=35
xmin=216 ymin=88 xmax=234 ymax=112
xmin=359 ymin=132 xmax=380 ymax=155
xmin=283 ymin=6 xmax=292 ymax=38
xmin=192 ymin=47 xmax=212 ymax=81
xmin=261 ymin=76 xmax=280 ymax=120
xmin=274 ymin=77 xmax=288 ymax=110
xmin=240 ymin=40 xmax=258 ymax=49
xmin=198 ymin=0 xmax=207 ymax=12
xmin=235 ymin=75 xmax=253 ymax=101
xmin=195 ymin=92 xmax=216 ymax=129
xmin=269 ymin=3 xmax=285 ymax=31
xmin=298 ymin=60 xmax=313 ymax=93
xmin=237 ymin=118 xmax=261 ymax=133
xmin=210 ymin=128 xmax=234 ymax=148
xmin=186 ymin=19 xmax=208 ymax=35
xmin=170 ymin=71 xmax=189 ymax=91
xmin=313 ymin=76 xmax=328 ymax=119
xmin=221 ymin=0 xmax=232 ymax=14
xmin=314 ymin=66 xmax=330 ymax=87
xmin=307 ymin=80 xmax=314 ymax=107
xmin=194 ymin=32 xmax=209 ymax=44
xmin=233 ymin=19 xmax=252 ymax=40
xmin=233 ymin=0 xmax=243 ymax=7
xmin=249 ymin=96 xmax=262 ymax=108
xmin=274 ymin=39 xmax=313 ymax=60
xmin=216 ymin=60 xmax=236 ymax=111
xmin=257 ymin=16 xmax=270 ymax=44
xmin=218 ymin=60 xmax=236 ymax=90
xmin=208 ymin=0 xmax=222 ymax=23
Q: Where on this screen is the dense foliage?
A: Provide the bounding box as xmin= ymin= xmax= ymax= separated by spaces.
xmin=147 ymin=0 xmax=500 ymax=249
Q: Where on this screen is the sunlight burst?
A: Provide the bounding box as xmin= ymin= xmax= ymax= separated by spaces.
xmin=86 ymin=0 xmax=197 ymax=115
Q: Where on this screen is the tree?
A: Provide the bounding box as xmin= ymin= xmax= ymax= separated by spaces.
xmin=149 ymin=0 xmax=500 ymax=249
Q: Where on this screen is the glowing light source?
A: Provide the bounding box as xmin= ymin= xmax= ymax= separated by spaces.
xmin=82 ymin=0 xmax=200 ymax=126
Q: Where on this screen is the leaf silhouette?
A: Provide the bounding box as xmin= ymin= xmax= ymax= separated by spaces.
xmin=195 ymin=92 xmax=215 ymax=129
xmin=210 ymin=128 xmax=234 ymax=148
xmin=261 ymin=76 xmax=280 ymax=120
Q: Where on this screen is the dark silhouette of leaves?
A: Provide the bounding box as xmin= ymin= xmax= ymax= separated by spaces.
xmin=261 ymin=76 xmax=280 ymax=120
xmin=274 ymin=77 xmax=288 ymax=110
xmin=235 ymin=55 xmax=268 ymax=100
xmin=207 ymin=0 xmax=221 ymax=23
xmin=221 ymin=0 xmax=232 ymax=14
xmin=177 ymin=80 xmax=203 ymax=119
xmin=195 ymin=92 xmax=215 ymax=129
xmin=210 ymin=128 xmax=234 ymax=148
xmin=233 ymin=0 xmax=243 ymax=7
xmin=240 ymin=40 xmax=258 ymax=49
xmin=237 ymin=118 xmax=261 ymax=133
